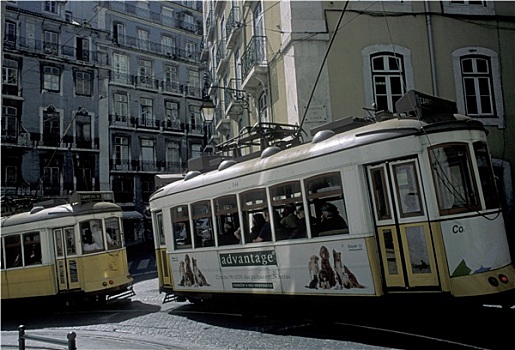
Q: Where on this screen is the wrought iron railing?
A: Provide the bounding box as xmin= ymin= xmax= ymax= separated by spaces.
xmin=241 ymin=36 xmax=267 ymax=81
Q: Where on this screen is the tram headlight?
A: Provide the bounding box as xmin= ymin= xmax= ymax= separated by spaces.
xmin=488 ymin=277 xmax=499 ymax=287
xmin=102 ymin=281 xmax=108 ymax=287
xmin=499 ymin=274 xmax=509 ymax=284
xmin=109 ymin=280 xmax=114 ymax=285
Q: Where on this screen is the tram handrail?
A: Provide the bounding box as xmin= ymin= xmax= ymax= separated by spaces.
xmin=18 ymin=325 xmax=76 ymax=350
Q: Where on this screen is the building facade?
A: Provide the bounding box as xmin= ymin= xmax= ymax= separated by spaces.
xmin=2 ymin=0 xmax=105 ymax=213
xmin=202 ymin=0 xmax=514 ymax=220
xmin=2 ymin=1 xmax=206 ymax=241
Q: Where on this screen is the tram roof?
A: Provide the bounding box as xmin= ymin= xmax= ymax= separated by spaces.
xmin=150 ymin=114 xmax=485 ymax=202
xmin=1 ymin=201 xmax=122 ymax=229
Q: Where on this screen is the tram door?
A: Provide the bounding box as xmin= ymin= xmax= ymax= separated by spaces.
xmin=54 ymin=227 xmax=81 ymax=292
xmin=367 ymin=159 xmax=439 ymax=290
xmin=154 ymin=212 xmax=173 ymax=288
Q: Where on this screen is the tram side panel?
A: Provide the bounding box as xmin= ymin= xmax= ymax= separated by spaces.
xmin=2 ymin=265 xmax=57 ymax=299
xmin=169 ymin=237 xmax=379 ymax=296
xmin=1 ymin=227 xmax=59 ymax=299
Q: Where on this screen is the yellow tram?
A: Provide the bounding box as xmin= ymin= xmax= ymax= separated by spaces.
xmin=149 ymin=91 xmax=515 ymax=306
xmin=1 ymin=191 xmax=134 ymax=303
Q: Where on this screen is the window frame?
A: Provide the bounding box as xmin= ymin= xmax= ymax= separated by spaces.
xmin=429 ymin=142 xmax=481 ymax=216
xmin=5 ymin=21 xmax=16 ymax=43
xmin=43 ymin=1 xmax=58 ymax=14
xmin=75 ymin=70 xmax=92 ymax=96
xmin=43 ymin=66 xmax=61 ymax=92
xmin=452 ymin=48 xmax=504 ymax=128
xmin=362 ymin=45 xmax=414 ymax=112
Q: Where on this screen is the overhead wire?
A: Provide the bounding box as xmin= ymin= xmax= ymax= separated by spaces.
xmin=295 ymin=0 xmax=350 ymax=139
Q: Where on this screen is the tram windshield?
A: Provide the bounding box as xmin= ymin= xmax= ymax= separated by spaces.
xmin=80 ymin=218 xmax=122 ymax=253
xmin=473 ymin=141 xmax=499 ymax=209
xmin=430 ymin=143 xmax=480 ymax=215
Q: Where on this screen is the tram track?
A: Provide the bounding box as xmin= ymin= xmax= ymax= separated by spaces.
xmin=167 ymin=302 xmax=505 ymax=350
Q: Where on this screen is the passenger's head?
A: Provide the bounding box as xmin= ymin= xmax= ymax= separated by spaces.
xmin=253 ymin=213 xmax=265 ymax=226
xmin=283 ymin=204 xmax=295 ymax=215
xmin=320 ymin=203 xmax=338 ymax=217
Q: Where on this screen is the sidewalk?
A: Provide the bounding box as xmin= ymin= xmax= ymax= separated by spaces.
xmin=0 ymin=328 xmax=219 ymax=350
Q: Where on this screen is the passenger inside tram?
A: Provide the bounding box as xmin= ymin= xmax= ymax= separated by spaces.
xmin=317 ymin=202 xmax=348 ymax=234
xmin=295 ymin=206 xmax=316 ymax=238
xmin=236 ymin=212 xmax=265 ymax=243
xmin=218 ymin=220 xmax=240 ymax=246
xmin=82 ymin=229 xmax=102 ymax=252
xmin=278 ymin=204 xmax=301 ymax=240
xmin=253 ymin=210 xmax=277 ymax=243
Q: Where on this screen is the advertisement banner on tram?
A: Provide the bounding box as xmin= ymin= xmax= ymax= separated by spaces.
xmin=169 ymin=238 xmax=376 ymax=295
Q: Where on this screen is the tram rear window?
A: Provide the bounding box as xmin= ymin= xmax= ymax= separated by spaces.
xmin=429 ymin=143 xmax=480 ymax=215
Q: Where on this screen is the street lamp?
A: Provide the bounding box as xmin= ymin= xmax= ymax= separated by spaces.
xmin=200 ymin=97 xmax=216 ymax=123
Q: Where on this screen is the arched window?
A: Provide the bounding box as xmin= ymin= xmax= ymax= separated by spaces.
xmin=370 ymin=52 xmax=405 ymax=113
xmin=362 ymin=45 xmax=414 ymax=113
xmin=452 ymin=48 xmax=504 ymax=128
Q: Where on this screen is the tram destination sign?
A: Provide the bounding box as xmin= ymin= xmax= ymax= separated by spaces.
xmin=395 ymin=90 xmax=457 ymax=121
xmin=70 ymin=191 xmax=115 ymax=205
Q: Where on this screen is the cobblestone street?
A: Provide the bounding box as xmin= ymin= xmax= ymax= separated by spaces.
xmin=1 ymin=252 xmax=391 ymax=350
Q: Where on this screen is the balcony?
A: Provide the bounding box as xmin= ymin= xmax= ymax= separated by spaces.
xmin=241 ymin=36 xmax=268 ymax=92
xmin=185 ymin=85 xmax=201 ymax=98
xmin=225 ymin=6 xmax=242 ymax=50
xmin=163 ymin=161 xmax=183 ymax=173
xmin=205 ymin=10 xmax=215 ymax=40
xmin=3 ymin=36 xmax=99 ymax=64
xmin=223 ymin=79 xmax=248 ymax=120
xmin=111 ymin=34 xmax=201 ymax=64
xmin=135 ymin=75 xmax=159 ymax=90
xmin=162 ymin=81 xmax=182 ymax=95
xmin=215 ymin=39 xmax=228 ymax=73
xmin=106 ymin=2 xmax=202 ymax=35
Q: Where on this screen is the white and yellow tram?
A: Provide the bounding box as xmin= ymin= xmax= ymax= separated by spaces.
xmin=1 ymin=192 xmax=134 ymax=303
xmin=149 ymin=91 xmax=515 ymax=305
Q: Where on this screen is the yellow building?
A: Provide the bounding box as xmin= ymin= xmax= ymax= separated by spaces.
xmin=202 ymin=0 xmax=514 ymax=216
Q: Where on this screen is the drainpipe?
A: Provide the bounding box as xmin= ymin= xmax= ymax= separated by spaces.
xmin=425 ymin=0 xmax=438 ymax=95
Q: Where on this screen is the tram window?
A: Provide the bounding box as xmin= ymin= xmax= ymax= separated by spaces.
xmin=429 ymin=144 xmax=479 ymax=215
xmin=80 ymin=220 xmax=105 ymax=253
xmin=370 ymin=167 xmax=392 ymax=220
xmin=23 ymin=232 xmax=42 ymax=265
xmin=214 ymin=195 xmax=240 ymax=246
xmin=392 ymin=162 xmax=424 ymax=218
xmin=240 ymin=189 xmax=270 ymax=243
xmin=65 ymin=227 xmax=76 ymax=255
xmin=55 ymin=229 xmax=64 ymax=257
xmin=305 ymin=172 xmax=349 ymax=236
xmin=191 ymin=200 xmax=214 ymax=248
xmin=171 ymin=205 xmax=191 ymax=249
xmin=0 ymin=240 xmax=4 ymax=269
xmin=105 ymin=217 xmax=122 ymax=249
xmin=473 ymin=142 xmax=499 ymax=210
xmin=155 ymin=212 xmax=165 ymax=246
xmin=270 ymin=181 xmax=305 ymax=240
xmin=5 ymin=235 xmax=22 ymax=268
